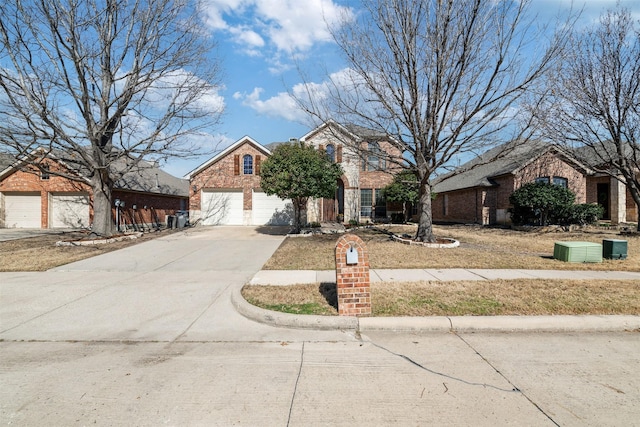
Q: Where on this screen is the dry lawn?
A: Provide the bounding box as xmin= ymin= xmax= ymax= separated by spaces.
xmin=263 ymin=224 xmax=640 ymax=271
xmin=0 ymin=230 xmax=174 ymax=271
xmin=242 ymin=279 xmax=640 ymax=316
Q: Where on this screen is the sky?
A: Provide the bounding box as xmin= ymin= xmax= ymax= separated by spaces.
xmin=164 ymin=0 xmax=640 ymax=178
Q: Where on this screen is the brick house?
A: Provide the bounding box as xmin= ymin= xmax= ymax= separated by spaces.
xmin=187 ymin=136 xmax=293 ymax=226
xmin=187 ymin=122 xmax=404 ymax=226
xmin=0 ymin=151 xmax=188 ymax=230
xmin=300 ymin=121 xmax=403 ymax=223
xmin=431 ymin=140 xmax=636 ymax=225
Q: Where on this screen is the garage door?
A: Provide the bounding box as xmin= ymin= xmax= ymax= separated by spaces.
xmin=4 ymin=193 xmax=41 ymax=228
xmin=51 ymin=193 xmax=90 ymax=228
xmin=201 ymin=190 xmax=244 ymax=225
xmin=252 ymin=190 xmax=293 ymax=225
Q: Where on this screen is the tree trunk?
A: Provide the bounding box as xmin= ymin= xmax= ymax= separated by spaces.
xmin=415 ymin=182 xmax=435 ymax=243
xmin=630 ymin=187 xmax=640 ymax=232
xmin=91 ymin=181 xmax=115 ymax=237
xmin=292 ymin=197 xmax=307 ymax=234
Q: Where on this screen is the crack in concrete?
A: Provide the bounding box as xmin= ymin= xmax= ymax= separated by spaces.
xmin=287 ymin=341 xmax=305 ymax=427
xmin=454 ymin=332 xmax=560 ymax=426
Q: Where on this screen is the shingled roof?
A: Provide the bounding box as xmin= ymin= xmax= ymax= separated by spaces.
xmin=433 ymin=141 xmax=591 ymax=193
xmin=114 ymin=160 xmax=189 ymax=197
xmin=0 ymin=151 xmax=188 ymax=197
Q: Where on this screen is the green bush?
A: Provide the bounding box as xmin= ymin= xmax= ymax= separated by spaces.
xmin=568 ymin=204 xmax=604 ymax=226
xmin=509 ymin=182 xmax=575 ymax=226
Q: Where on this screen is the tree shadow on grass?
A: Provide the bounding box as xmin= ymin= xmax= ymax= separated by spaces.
xmin=319 ymin=282 xmax=338 ymax=310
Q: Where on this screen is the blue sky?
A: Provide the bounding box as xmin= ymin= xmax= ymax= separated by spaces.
xmin=166 ymin=0 xmax=640 ymax=178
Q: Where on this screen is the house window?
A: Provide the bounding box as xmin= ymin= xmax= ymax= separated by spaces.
xmin=360 ymin=189 xmax=373 ymax=218
xmin=535 ymin=176 xmax=568 ymax=188
xmin=374 ymin=188 xmax=387 ymax=218
xmin=553 ymin=176 xmax=568 ymax=188
xmin=326 ymin=144 xmax=335 ymax=162
xmin=364 ymin=142 xmax=385 ymax=171
xmin=535 ymin=177 xmax=550 ymax=184
xmin=243 ymin=154 xmax=253 ymax=175
xmin=41 ymin=164 xmax=50 ymax=180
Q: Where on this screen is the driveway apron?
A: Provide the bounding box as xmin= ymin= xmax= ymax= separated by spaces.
xmin=0 ymin=226 xmax=349 ymax=343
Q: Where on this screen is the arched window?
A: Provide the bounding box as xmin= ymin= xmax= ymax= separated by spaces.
xmin=326 ymin=144 xmax=335 ymax=162
xmin=243 ymin=154 xmax=253 ymax=175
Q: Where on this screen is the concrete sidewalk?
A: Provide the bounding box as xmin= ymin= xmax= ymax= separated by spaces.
xmin=250 ymin=268 xmax=640 ymax=285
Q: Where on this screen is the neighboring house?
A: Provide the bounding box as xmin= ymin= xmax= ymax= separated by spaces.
xmin=0 ymin=151 xmax=188 ymax=230
xmin=187 ymin=136 xmax=293 ymax=226
xmin=300 ymin=121 xmax=403 ymax=223
xmin=432 ymin=140 xmax=635 ymax=225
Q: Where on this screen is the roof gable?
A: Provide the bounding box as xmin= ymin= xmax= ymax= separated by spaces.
xmin=186 ymin=136 xmax=270 ymax=178
xmin=433 ymin=141 xmax=590 ymax=193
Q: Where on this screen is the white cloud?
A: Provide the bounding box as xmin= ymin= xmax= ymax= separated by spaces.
xmin=200 ymin=0 xmax=352 ymax=55
xmin=234 ymin=68 xmax=357 ymax=121
xmin=234 ymin=87 xmax=304 ymax=121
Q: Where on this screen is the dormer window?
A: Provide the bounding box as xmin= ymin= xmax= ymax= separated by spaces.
xmin=243 ymin=154 xmax=253 ymax=175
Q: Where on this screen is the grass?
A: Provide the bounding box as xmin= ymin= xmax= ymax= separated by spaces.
xmin=263 ymin=224 xmax=640 ymax=271
xmin=242 ymin=279 xmax=640 ymax=316
xmin=250 ymin=223 xmax=640 ymax=316
xmin=0 ymin=229 xmax=175 ymax=271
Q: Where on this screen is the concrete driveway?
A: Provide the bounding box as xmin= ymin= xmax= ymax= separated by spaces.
xmin=1 ymin=226 xmax=639 ymax=426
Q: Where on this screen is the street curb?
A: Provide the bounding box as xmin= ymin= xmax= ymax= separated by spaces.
xmin=232 ymin=284 xmax=640 ymax=333
xmin=231 ymin=285 xmax=358 ymax=331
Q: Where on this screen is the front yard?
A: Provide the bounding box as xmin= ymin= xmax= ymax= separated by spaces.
xmin=262 ymin=224 xmax=640 ymax=271
xmin=245 ymin=224 xmax=640 ymax=316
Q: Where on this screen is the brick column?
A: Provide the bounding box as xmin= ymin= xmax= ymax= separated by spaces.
xmin=335 ymin=234 xmax=371 ymax=316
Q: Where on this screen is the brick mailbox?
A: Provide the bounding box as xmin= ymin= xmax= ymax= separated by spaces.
xmin=335 ymin=234 xmax=371 ymax=317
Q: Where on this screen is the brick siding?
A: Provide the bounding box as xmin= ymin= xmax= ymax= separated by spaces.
xmin=335 ymin=234 xmax=371 ymax=317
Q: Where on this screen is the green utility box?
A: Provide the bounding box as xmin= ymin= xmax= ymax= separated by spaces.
xmin=554 ymin=241 xmax=603 ymax=263
xmin=602 ymin=239 xmax=628 ymax=260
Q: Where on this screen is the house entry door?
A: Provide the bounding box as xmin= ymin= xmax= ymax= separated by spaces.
xmin=597 ymin=183 xmax=610 ymax=220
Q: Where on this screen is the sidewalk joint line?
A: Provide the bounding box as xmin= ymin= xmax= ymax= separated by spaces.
xmin=171 ymin=283 xmax=233 ymax=343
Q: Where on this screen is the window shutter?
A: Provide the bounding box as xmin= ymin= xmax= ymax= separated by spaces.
xmin=337 ymin=146 xmax=343 ymax=163
xmin=319 ymin=144 xmax=324 ymax=152
xmin=255 ymin=155 xmax=261 ymax=175
xmin=234 ymin=155 xmax=240 ymax=175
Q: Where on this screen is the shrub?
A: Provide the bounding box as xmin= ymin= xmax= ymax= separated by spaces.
xmin=509 ymin=182 xmax=575 ymax=226
xmin=391 ymin=213 xmax=405 ymax=224
xmin=568 ymin=204 xmax=604 ymax=226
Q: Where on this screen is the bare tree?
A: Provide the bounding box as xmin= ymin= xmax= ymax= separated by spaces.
xmin=534 ymin=5 xmax=640 ymax=229
xmin=298 ymin=0 xmax=571 ymax=242
xmin=0 ymin=0 xmax=223 ymax=236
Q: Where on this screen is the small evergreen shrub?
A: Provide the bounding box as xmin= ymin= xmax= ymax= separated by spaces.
xmin=568 ymin=204 xmax=604 ymax=226
xmin=509 ymin=182 xmax=575 ymax=226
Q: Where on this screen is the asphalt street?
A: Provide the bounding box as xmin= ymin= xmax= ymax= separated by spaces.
xmin=1 ymin=226 xmax=639 ymax=426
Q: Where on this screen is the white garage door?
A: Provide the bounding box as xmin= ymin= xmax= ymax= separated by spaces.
xmin=51 ymin=193 xmax=90 ymax=228
xmin=4 ymin=193 xmax=41 ymax=228
xmin=252 ymin=190 xmax=293 ymax=225
xmin=201 ymin=190 xmax=244 ymax=225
